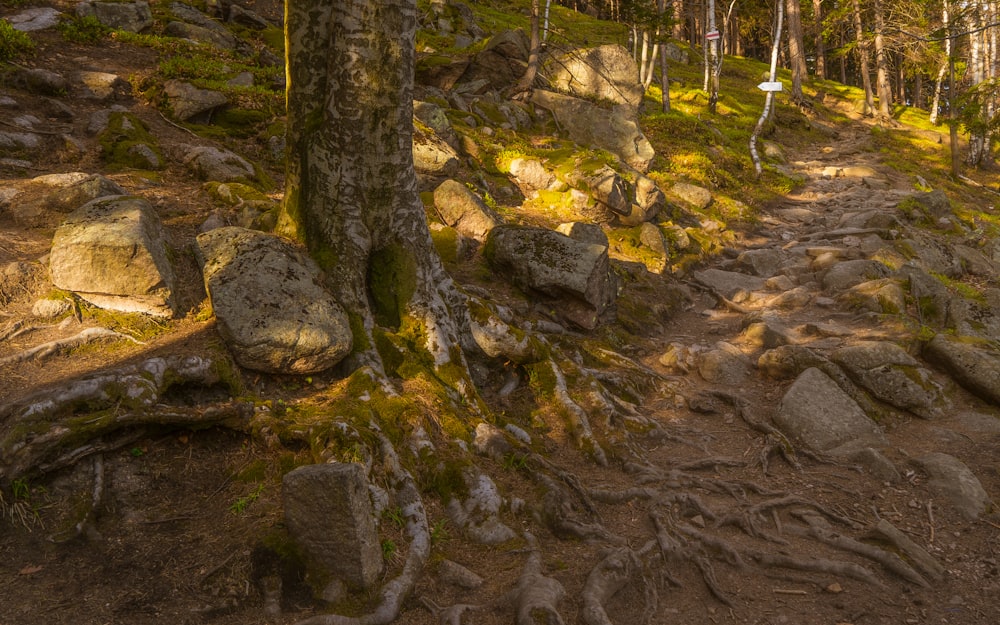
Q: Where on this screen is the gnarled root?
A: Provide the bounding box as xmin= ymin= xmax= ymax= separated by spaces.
xmin=510 ymin=532 xmax=566 ymax=625
xmin=581 ymin=547 xmax=642 ymax=625
xmin=0 ymin=326 xmax=142 ymax=365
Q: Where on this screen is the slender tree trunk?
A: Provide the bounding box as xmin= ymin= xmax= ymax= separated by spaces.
xmin=840 ymin=31 xmax=847 ymax=83
xmin=914 ymin=72 xmax=923 ymax=110
xmin=813 ymin=0 xmax=826 ymax=79
xmin=751 ymin=0 xmax=785 ymax=176
xmin=280 ymin=0 xmax=469 ymax=376
xmin=873 ymin=0 xmax=892 ymax=117
xmin=930 ymin=62 xmax=946 ymax=124
xmin=852 ymin=0 xmax=876 ymax=115
xmin=660 ymin=0 xmax=672 ymax=111
xmin=512 ymin=0 xmax=541 ymax=96
xmin=786 ymin=0 xmax=808 ymax=101
xmin=707 ymin=0 xmax=721 ymax=111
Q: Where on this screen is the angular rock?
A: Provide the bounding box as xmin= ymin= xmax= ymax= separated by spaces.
xmin=841 ymin=278 xmax=905 ymax=314
xmin=546 ymin=44 xmax=644 ymax=108
xmin=433 ymin=180 xmax=503 ymax=241
xmin=76 ymin=1 xmax=153 ymax=32
xmin=14 ymin=68 xmax=67 ymax=96
xmin=669 ymin=182 xmax=712 ymax=210
xmin=414 ymin=100 xmax=460 ymax=150
xmin=692 ymin=268 xmax=766 ymax=300
xmin=413 ymin=126 xmax=460 ymax=180
xmin=735 ymin=248 xmax=785 ymax=278
xmin=618 ymin=174 xmax=665 ymax=226
xmin=914 ymin=453 xmax=991 ymax=521
xmin=697 ymin=342 xmax=751 ymax=385
xmin=507 ymin=157 xmax=557 ymax=194
xmin=49 ymin=196 xmax=177 ymax=317
xmin=163 ymin=80 xmax=228 ymax=122
xmin=8 ymin=7 xmax=62 ymax=32
xmin=822 ymin=259 xmax=891 ymax=291
xmin=485 ymin=225 xmax=616 ymax=330
xmin=923 ymin=334 xmax=1000 ymax=406
xmin=529 ymin=90 xmax=654 ymax=172
xmin=163 ymin=20 xmax=237 ymax=49
xmin=227 ymin=4 xmax=270 ymax=29
xmin=283 ymin=464 xmax=383 ymax=591
xmin=830 ymin=341 xmax=944 ymax=419
xmin=773 ymin=367 xmax=888 ymax=453
xmin=73 ymin=71 xmax=132 ymax=101
xmin=181 ymin=145 xmax=256 ymax=183
xmin=0 ymin=131 xmax=42 ymax=153
xmin=900 ymin=190 xmax=952 ymax=221
xmin=564 ymin=166 xmax=630 ymax=216
xmin=556 ymin=222 xmax=608 ymax=247
xmin=196 ymin=227 xmax=352 ymax=374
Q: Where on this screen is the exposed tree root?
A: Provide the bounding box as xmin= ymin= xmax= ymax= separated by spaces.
xmin=0 ymin=327 xmax=141 ymax=365
xmin=581 ymin=546 xmax=642 ymax=625
xmin=750 ymin=551 xmax=884 ymax=587
xmin=0 ymin=354 xmax=244 ymax=482
xmin=866 ymin=518 xmax=946 ymax=583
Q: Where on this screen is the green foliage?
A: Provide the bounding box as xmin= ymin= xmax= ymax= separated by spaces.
xmin=430 ymin=519 xmax=451 ymax=544
xmin=0 ymin=19 xmax=34 ymax=62
xmin=381 ymin=539 xmax=397 ymax=561
xmin=383 ymin=507 xmax=406 ymax=529
xmin=229 ymin=483 xmax=265 ymax=514
xmin=58 ymin=15 xmax=112 ymax=44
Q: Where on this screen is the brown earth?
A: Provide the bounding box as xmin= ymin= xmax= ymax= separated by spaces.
xmin=2 ymin=3 xmax=999 ymax=625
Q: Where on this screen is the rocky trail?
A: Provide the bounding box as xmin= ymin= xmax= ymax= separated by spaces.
xmin=2 ymin=3 xmax=1000 ymax=625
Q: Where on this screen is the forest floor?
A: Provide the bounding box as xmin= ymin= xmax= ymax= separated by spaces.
xmin=2 ymin=3 xmax=1000 ymax=625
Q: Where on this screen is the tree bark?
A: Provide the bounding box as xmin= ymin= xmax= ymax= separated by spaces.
xmin=785 ymin=0 xmax=808 ymax=101
xmin=279 ymin=0 xmax=470 ymax=378
xmin=513 ymin=0 xmax=542 ymax=96
xmin=852 ymin=0 xmax=876 ymax=116
xmin=873 ymin=0 xmax=893 ymax=117
xmin=813 ymin=0 xmax=826 ymax=79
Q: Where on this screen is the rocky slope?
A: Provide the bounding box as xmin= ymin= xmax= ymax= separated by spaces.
xmin=1 ymin=2 xmax=999 ymax=625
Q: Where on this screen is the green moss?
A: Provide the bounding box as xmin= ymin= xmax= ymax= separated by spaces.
xmin=430 ymin=226 xmax=460 ymax=264
xmin=212 ymin=108 xmax=271 ymax=137
xmin=368 ymin=244 xmax=418 ymax=329
xmin=97 ymin=112 xmax=165 ymax=171
xmin=261 ymin=25 xmax=284 ymax=52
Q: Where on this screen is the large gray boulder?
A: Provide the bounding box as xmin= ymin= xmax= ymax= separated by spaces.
xmin=923 ymin=334 xmax=1000 ymax=406
xmin=433 ymin=180 xmax=503 ymax=241
xmin=163 ymin=80 xmax=228 ymax=122
xmin=195 ymin=227 xmax=352 ymax=374
xmin=821 ymin=259 xmax=892 ymax=291
xmin=180 ymin=145 xmax=256 ymax=183
xmin=530 ymin=90 xmax=655 ymax=172
xmin=830 ymin=341 xmax=944 ymax=419
xmin=49 ymin=196 xmax=177 ymax=317
xmin=75 ymin=1 xmax=153 ymax=32
xmin=692 ymin=268 xmax=766 ymax=300
xmin=283 ymin=464 xmax=383 ymax=596
xmin=914 ymin=453 xmax=992 ymax=521
xmin=485 ymin=225 xmax=617 ymax=330
xmin=1 ymin=172 xmax=125 ymax=227
xmin=773 ymin=367 xmax=888 ymax=454
xmin=8 ymin=7 xmax=62 ymax=32
xmin=545 ymin=44 xmax=644 ymax=109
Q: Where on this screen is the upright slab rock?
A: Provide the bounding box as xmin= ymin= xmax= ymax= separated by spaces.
xmin=545 ymin=44 xmax=644 ymax=108
xmin=195 ymin=227 xmax=352 ymax=374
xmin=433 ymin=179 xmax=503 ymax=241
xmin=49 ymin=196 xmax=176 ymax=317
xmin=485 ymin=225 xmax=616 ymax=330
xmin=283 ymin=464 xmax=383 ymax=595
xmin=773 ymin=367 xmax=888 ymax=454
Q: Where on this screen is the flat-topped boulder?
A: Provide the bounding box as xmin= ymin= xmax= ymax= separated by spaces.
xmin=49 ymin=196 xmax=177 ymax=317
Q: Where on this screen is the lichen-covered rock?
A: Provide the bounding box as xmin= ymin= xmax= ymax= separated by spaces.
xmin=545 ymin=44 xmax=644 ymax=108
xmin=98 ymin=112 xmax=163 ymax=170
xmin=163 ymin=80 xmax=228 ymax=122
xmin=163 ymin=21 xmax=237 ymax=49
xmin=73 ymin=71 xmax=132 ymax=102
xmin=923 ymin=334 xmax=1000 ymax=406
xmin=75 ymin=1 xmax=152 ymax=32
xmin=485 ymin=225 xmax=617 ymax=330
xmin=914 ymin=453 xmax=992 ymax=521
xmin=529 ymin=90 xmax=655 ymax=172
xmin=181 ymin=145 xmax=256 ymax=183
xmin=669 ymin=182 xmax=712 ymax=210
xmin=49 ymin=196 xmax=177 ymax=317
xmin=773 ymin=367 xmax=888 ymax=454
xmin=283 ymin=464 xmax=383 ymax=592
xmin=840 ymin=278 xmax=905 ymax=314
xmin=2 ymin=172 xmax=126 ymax=227
xmin=618 ymin=174 xmax=665 ymax=226
xmin=433 ymin=179 xmax=503 ymax=241
xmin=8 ymin=7 xmax=62 ymax=32
xmin=830 ymin=341 xmax=944 ymax=419
xmin=413 ymin=124 xmax=460 ymax=181
xmin=822 ymin=259 xmax=892 ymax=291
xmin=692 ymin=268 xmax=766 ymax=300
xmin=195 ymin=227 xmax=352 ymax=374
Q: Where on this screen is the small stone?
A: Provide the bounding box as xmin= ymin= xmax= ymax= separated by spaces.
xmin=826 ymin=582 xmax=843 ymax=593
xmin=690 ymin=514 xmax=705 ymax=528
xmin=32 ymin=298 xmax=72 ymax=318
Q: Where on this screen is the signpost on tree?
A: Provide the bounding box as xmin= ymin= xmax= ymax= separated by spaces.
xmin=750 ymin=0 xmax=785 ymax=177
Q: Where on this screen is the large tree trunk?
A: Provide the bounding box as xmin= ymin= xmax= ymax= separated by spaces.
xmin=279 ymin=0 xmax=469 ymax=378
xmin=785 ymin=0 xmax=808 ymax=101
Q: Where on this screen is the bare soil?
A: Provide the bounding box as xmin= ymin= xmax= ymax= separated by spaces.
xmin=2 ymin=4 xmax=999 ymax=625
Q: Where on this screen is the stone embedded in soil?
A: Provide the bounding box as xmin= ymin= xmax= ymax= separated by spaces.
xmin=830 ymin=341 xmax=944 ymax=419
xmin=692 ymin=268 xmax=766 ymax=300
xmin=922 ymin=334 xmax=1000 ymax=407
xmin=433 ymin=179 xmax=502 ymax=241
xmin=773 ymin=367 xmax=888 ymax=454
xmin=49 ymin=195 xmax=177 ymax=317
xmin=282 ymin=464 xmax=384 ymax=591
xmin=913 ymin=453 xmax=992 ymax=521
xmin=195 ymin=227 xmax=352 ymax=374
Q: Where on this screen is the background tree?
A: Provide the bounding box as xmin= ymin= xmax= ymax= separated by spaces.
xmin=786 ymin=0 xmax=809 ymax=101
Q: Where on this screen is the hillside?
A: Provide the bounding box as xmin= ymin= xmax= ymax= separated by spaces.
xmin=2 ymin=2 xmax=1000 ymax=625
